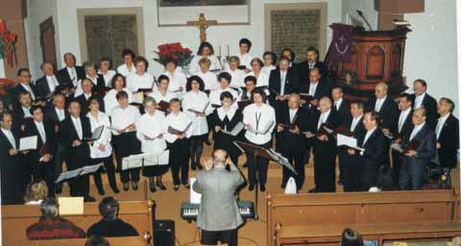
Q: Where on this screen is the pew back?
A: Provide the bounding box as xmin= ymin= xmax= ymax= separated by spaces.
xmin=1 ymin=199 xmax=155 ymax=246
xmin=266 ymin=190 xmax=459 ymax=246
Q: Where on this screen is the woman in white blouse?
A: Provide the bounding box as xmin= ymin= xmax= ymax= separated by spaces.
xmin=87 ymin=97 xmax=119 ymax=194
xmin=262 ymin=51 xmax=277 ymax=75
xmin=126 ymin=56 xmax=156 ymax=104
xmin=224 ymin=56 xmax=246 ymax=88
xmin=149 ymin=75 xmax=178 ymax=111
xmin=75 ymin=61 xmax=105 ymax=97
xmin=246 ymin=58 xmax=270 ymax=96
xmin=98 ymin=57 xmax=116 ymax=88
xmin=243 ymin=88 xmax=276 ymax=192
xmin=189 ymin=42 xmax=222 ymax=75
xmin=136 ymin=97 xmax=169 ymax=193
xmin=116 ymin=49 xmax=137 ymax=77
xmin=103 ymin=74 xmax=132 ymax=116
xmin=195 ymin=57 xmax=218 ymax=92
xmin=182 ymin=76 xmax=212 ymax=170
xmin=162 ymin=59 xmax=187 ymax=96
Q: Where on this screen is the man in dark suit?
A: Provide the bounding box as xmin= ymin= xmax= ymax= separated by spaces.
xmin=348 ymin=111 xmax=387 ymax=191
xmin=35 ymin=62 xmax=64 ymax=100
xmin=44 ymin=93 xmax=69 ymax=194
xmin=411 ymin=79 xmax=438 ymax=129
xmin=59 ymin=100 xmax=95 ymax=202
xmin=0 ymin=112 xmax=26 ymax=204
xmin=268 ymin=56 xmax=298 ymax=115
xmin=22 ymin=106 xmax=56 ymax=195
xmin=435 ymin=97 xmax=459 ymax=184
xmin=12 ymin=91 xmax=33 ymax=133
xmin=389 ymin=93 xmax=414 ymax=183
xmin=340 ymin=101 xmax=366 ymax=191
xmin=398 ymin=108 xmax=436 ymax=190
xmin=331 ymin=86 xmax=351 ymax=127
xmin=299 ymin=68 xmax=331 ymax=117
xmin=56 ymin=52 xmax=85 ymax=86
xmin=367 ymin=83 xmax=398 ymax=166
xmin=275 ymin=93 xmax=311 ymax=190
xmin=297 ymin=46 xmax=327 ymax=87
xmin=8 ymin=68 xmax=43 ymax=109
xmin=306 ymin=96 xmax=339 ymax=192
xmin=74 ymin=78 xmax=104 ymax=116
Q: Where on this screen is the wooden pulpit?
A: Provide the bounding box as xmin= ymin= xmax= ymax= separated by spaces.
xmin=328 ymin=26 xmax=411 ymax=101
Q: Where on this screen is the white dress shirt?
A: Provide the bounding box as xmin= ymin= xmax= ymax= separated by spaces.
xmin=363 ymin=127 xmax=377 ymax=147
xmin=87 ymin=111 xmax=112 ymax=158
xmin=236 ymin=53 xmax=253 ymax=70
xmin=110 ymin=105 xmax=141 ymax=136
xmin=98 ymin=70 xmax=116 ymax=87
xmin=308 ymin=82 xmax=318 ymax=96
xmin=21 ymin=83 xmax=35 ymax=100
xmin=374 ymin=95 xmax=387 ymax=112
xmin=46 ymin=75 xmax=59 ymax=94
xmin=183 ymin=91 xmax=211 ymax=136
xmin=71 ymin=116 xmax=83 ymax=140
xmin=243 ymin=103 xmax=276 ymax=145
xmin=261 ymin=65 xmax=276 ymax=75
xmin=116 ymin=63 xmax=136 ymax=77
xmin=308 ymin=62 xmax=316 ymax=69
xmin=165 ymin=111 xmax=193 ymax=143
xmin=217 ymin=106 xmax=237 ymax=123
xmin=126 ymin=72 xmax=156 ymax=103
xmin=55 ymin=107 xmax=66 ymax=122
xmin=410 ymin=122 xmax=426 ymax=141
xmin=103 ymin=88 xmax=133 ymax=116
xmin=34 ymin=121 xmax=46 ymax=143
xmin=413 ymin=92 xmax=425 ymax=109
xmin=317 ymin=109 xmax=331 ymax=130
xmin=74 ymin=74 xmax=100 ymax=96
xmin=246 ymin=71 xmax=270 ymax=91
xmin=350 ymin=115 xmax=363 ymax=132
xmin=279 ymin=70 xmax=287 ymax=95
xmin=196 ymin=71 xmax=218 ymax=91
xmin=289 ymin=108 xmax=298 ymax=123
xmin=334 ymin=98 xmax=343 ymax=111
xmin=162 ymin=70 xmax=187 ymax=94
xmin=224 ymin=68 xmax=246 ymax=88
xmin=435 ymin=113 xmax=450 ymax=140
xmin=398 ymin=107 xmax=412 ymax=133
xmin=149 ymin=90 xmax=178 ymax=104
xmin=136 ymin=112 xmax=169 ymax=161
xmin=66 ymin=66 xmax=78 ymax=83
xmin=22 ymin=106 xmax=32 ymax=118
xmin=1 ymin=128 xmax=16 ymax=148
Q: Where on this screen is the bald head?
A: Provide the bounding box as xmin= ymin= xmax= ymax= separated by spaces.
xmin=213 ymin=149 xmax=228 ymax=167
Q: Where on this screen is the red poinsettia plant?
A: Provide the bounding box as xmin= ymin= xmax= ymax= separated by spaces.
xmin=154 ymin=42 xmax=193 ymax=68
xmin=0 ymin=19 xmax=18 ymax=67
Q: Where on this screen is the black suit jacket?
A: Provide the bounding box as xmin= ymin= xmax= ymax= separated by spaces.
xmin=411 ymin=93 xmax=438 ymax=129
xmin=75 ymin=94 xmax=105 ymax=116
xmin=59 ymin=116 xmax=92 ymax=163
xmin=56 ymin=66 xmax=85 ymax=86
xmin=8 ymin=84 xmax=38 ymax=108
xmin=22 ymin=118 xmax=56 ymax=155
xmin=0 ymin=129 xmax=20 ymax=166
xmin=297 ymin=60 xmax=326 ymax=85
xmin=300 ymin=81 xmax=331 ymax=100
xmin=311 ymin=109 xmax=340 ymax=148
xmin=367 ymin=95 xmax=398 ymax=130
xmin=44 ymin=106 xmax=69 ymax=125
xmin=437 ymin=114 xmax=459 ymax=168
xmin=334 ymin=99 xmax=351 ymax=127
xmin=275 ymin=106 xmax=311 ymax=153
xmin=391 ymin=109 xmax=414 ymax=137
xmin=401 ymin=123 xmax=436 ymax=164
xmin=268 ymin=68 xmax=298 ymax=104
xmin=34 ymin=76 xmax=62 ymax=100
xmin=346 ymin=116 xmax=366 ymax=140
xmin=357 ymin=128 xmax=387 ymax=165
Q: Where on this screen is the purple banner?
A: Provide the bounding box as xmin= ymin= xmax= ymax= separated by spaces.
xmin=329 ymin=23 xmax=354 ymax=62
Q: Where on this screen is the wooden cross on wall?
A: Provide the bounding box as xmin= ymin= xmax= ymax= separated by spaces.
xmin=186 ymin=13 xmax=217 ymax=43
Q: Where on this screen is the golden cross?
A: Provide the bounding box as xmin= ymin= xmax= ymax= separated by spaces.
xmin=186 ymin=13 xmax=218 ymax=43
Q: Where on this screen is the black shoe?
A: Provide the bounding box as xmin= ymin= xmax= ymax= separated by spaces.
xmin=84 ymin=195 xmax=96 ymax=202
xmin=156 ymin=181 xmax=167 ymax=191
xmin=132 ymin=181 xmax=138 ymax=190
xmin=111 ymin=185 xmax=120 ymax=194
xmin=196 ymin=162 xmax=203 ymax=170
xmin=204 ymin=138 xmax=211 ymax=146
xmin=260 ymin=186 xmax=266 ymax=192
xmin=149 ymin=182 xmax=157 ymax=193
xmin=97 ymin=187 xmax=105 ymax=196
xmin=123 ymin=182 xmax=129 ymax=191
xmin=281 ymin=182 xmax=287 ymax=189
xmin=55 ymin=184 xmax=63 ymax=194
xmin=249 ymin=184 xmax=255 ymax=191
xmin=184 ymin=184 xmax=190 ymax=189
xmin=337 ymin=180 xmax=343 ymax=185
xmin=308 ymin=188 xmax=319 ymax=193
xmin=174 ymin=185 xmax=179 ymax=191
xmin=191 ymin=163 xmax=197 ymax=170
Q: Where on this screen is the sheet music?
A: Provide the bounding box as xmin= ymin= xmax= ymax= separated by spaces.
xmin=79 ymin=163 xmax=104 ymax=175
xmin=221 ymin=122 xmax=245 ymax=136
xmin=190 ymin=177 xmax=201 ymax=204
xmin=168 ymin=122 xmax=193 ymax=135
xmin=337 ymin=134 xmax=358 ymax=148
xmin=85 ymin=125 xmax=104 ymax=141
xmin=252 ymin=120 xmax=275 ymax=135
xmin=267 ymin=148 xmax=297 ymax=175
xmin=323 ymin=126 xmax=334 ymax=134
xmin=19 ymin=136 xmax=37 ymax=151
xmin=55 ymin=168 xmax=82 ymax=183
xmin=139 ymin=130 xmax=163 ymax=140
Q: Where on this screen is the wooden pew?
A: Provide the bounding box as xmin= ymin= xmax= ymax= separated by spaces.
xmin=1 ymin=199 xmax=155 ymax=246
xmin=18 ymin=236 xmax=147 ymax=246
xmin=266 ymin=189 xmax=461 ymax=246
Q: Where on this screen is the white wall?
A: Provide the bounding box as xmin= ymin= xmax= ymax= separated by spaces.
xmin=341 ymin=0 xmax=378 ymax=30
xmin=403 ymin=0 xmax=458 ymax=114
xmin=49 ymin=0 xmax=341 ymax=76
xmin=0 ymin=59 xmax=5 ymax=78
xmin=24 ymin=0 xmax=60 ymax=79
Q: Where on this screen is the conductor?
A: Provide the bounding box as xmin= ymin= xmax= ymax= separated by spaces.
xmin=192 ymin=149 xmax=244 ymax=246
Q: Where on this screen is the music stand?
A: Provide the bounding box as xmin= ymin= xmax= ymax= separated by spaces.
xmin=233 ymin=141 xmax=296 ymax=220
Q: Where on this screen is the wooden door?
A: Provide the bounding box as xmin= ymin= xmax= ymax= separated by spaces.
xmin=39 ymin=17 xmax=57 ymax=65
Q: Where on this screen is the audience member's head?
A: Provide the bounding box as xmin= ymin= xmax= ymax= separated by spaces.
xmin=24 ymin=180 xmax=49 ymax=203
xmin=452 ymin=236 xmax=461 ymax=246
xmin=85 ymin=235 xmax=110 ymax=246
xmin=340 ymin=228 xmax=363 ymax=246
xmin=40 ymin=197 xmax=59 ymax=218
xmin=99 ymin=196 xmax=119 ymax=221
